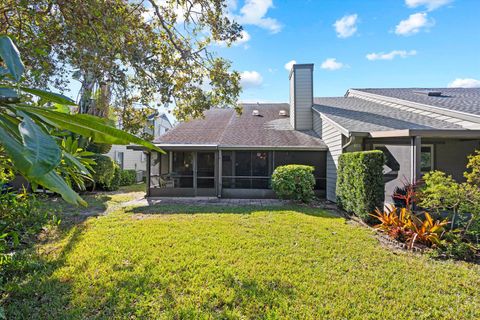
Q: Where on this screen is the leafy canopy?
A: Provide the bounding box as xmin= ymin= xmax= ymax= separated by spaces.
xmin=0 ymin=35 xmax=161 ymax=206
xmin=1 ymin=0 xmax=243 ymax=120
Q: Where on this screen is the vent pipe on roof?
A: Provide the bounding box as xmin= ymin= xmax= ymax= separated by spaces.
xmin=289 ymin=64 xmax=314 ymax=130
xmin=413 ymin=90 xmax=442 ymax=96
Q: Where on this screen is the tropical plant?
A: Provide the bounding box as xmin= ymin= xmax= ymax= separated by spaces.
xmin=56 ymin=136 xmax=96 ymax=191
xmin=405 ymin=212 xmax=449 ymax=249
xmin=0 ymin=35 xmax=161 ymax=205
xmin=371 ymin=205 xmax=448 ymax=249
xmin=392 ymin=178 xmax=419 ymax=210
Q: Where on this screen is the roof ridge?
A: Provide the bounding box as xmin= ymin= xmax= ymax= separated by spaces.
xmin=217 ymin=108 xmax=236 ymax=145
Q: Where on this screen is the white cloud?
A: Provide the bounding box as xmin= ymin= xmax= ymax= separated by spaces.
xmin=448 ymin=78 xmax=480 ymax=88
xmin=366 ymin=50 xmax=417 ymax=61
xmin=217 ymin=30 xmax=251 ymax=47
xmin=333 ymin=14 xmax=358 ymax=38
xmin=284 ymin=60 xmax=297 ymax=71
xmin=395 ymin=13 xmax=434 ymax=36
xmin=234 ymin=0 xmax=281 ymax=33
xmin=320 ymin=58 xmax=345 ymax=71
xmin=405 ymin=0 xmax=452 ymax=11
xmin=240 ymin=70 xmax=263 ymax=88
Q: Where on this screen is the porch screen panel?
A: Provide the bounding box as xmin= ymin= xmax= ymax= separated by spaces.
xmin=274 ymin=151 xmax=326 ymax=190
xmin=172 ymin=151 xmax=194 ymax=188
xmin=222 ymin=151 xmax=271 ymax=189
xmin=197 ymin=152 xmax=215 ymax=188
xmin=150 ymin=152 xmax=160 ymax=188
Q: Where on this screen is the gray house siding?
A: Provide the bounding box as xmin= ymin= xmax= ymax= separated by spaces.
xmin=313 ymin=114 xmax=343 ymax=202
xmin=365 ymin=140 xmax=412 ymax=203
xmin=434 ymin=139 xmax=480 ymax=181
xmin=290 ymin=65 xmax=313 ymax=130
xmin=289 ymin=71 xmax=295 ymax=128
xmin=294 ymin=67 xmax=313 ymax=130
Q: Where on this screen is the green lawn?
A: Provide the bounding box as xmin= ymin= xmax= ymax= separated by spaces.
xmin=4 ymin=197 xmax=480 ymax=319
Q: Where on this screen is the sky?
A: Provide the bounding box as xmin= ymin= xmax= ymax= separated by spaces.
xmin=218 ymin=0 xmax=480 ymax=103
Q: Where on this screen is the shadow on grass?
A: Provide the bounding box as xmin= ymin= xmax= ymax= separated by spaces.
xmin=127 ymin=203 xmax=340 ymax=219
xmin=4 ymin=198 xmax=339 ymax=318
xmin=4 ymin=222 xmax=86 ymax=319
xmin=38 ymin=194 xmax=112 ymax=217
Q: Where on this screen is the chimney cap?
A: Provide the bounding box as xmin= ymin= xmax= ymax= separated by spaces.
xmin=289 ymin=63 xmax=314 ymax=80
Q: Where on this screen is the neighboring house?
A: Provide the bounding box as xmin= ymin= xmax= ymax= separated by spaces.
xmin=146 ymin=64 xmax=480 ymax=202
xmin=107 ymin=112 xmax=173 ymax=175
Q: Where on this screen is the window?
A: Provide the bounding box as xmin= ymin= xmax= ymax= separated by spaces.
xmin=115 ymin=151 xmax=124 ymax=170
xmin=421 ymin=145 xmax=434 ymax=173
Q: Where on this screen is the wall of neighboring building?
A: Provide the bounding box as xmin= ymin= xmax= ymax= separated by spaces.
xmin=106 ymin=145 xmax=147 ymax=171
xmin=434 ymin=139 xmax=480 ymax=181
xmin=363 ymin=138 xmax=480 ymax=204
xmin=364 ymin=140 xmax=412 ymax=203
xmin=313 ymin=112 xmax=343 ymax=202
xmin=107 ymin=114 xmax=172 ymax=174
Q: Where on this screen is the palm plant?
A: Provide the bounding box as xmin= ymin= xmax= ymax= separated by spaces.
xmin=0 ymin=35 xmax=162 ymax=205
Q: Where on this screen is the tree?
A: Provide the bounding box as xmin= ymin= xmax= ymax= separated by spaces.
xmin=1 ymin=0 xmax=243 ymax=120
xmin=0 ymin=35 xmax=161 ymax=206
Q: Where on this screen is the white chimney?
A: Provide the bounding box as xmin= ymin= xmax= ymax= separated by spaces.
xmin=289 ymin=64 xmax=314 ymax=130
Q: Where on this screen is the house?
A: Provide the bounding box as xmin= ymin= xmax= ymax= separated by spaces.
xmin=107 ymin=112 xmax=173 ymax=177
xmin=146 ymin=63 xmax=480 ymax=202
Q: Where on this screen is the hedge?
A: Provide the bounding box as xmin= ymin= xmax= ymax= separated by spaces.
xmin=91 ymin=154 xmax=116 ymax=190
xmin=271 ymin=165 xmax=316 ymax=203
xmin=336 ymin=150 xmax=385 ymax=220
xmin=119 ymin=169 xmax=136 ymax=186
xmin=105 ymin=164 xmax=121 ymax=191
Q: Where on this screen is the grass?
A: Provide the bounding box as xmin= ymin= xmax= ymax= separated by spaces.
xmin=3 ymin=195 xmax=480 ymax=319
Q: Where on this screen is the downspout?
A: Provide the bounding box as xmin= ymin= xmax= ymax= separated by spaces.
xmin=342 ymin=135 xmax=355 ymax=151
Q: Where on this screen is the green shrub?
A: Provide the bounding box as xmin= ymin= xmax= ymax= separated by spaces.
xmin=433 ymin=233 xmax=478 ymax=262
xmin=119 ymin=169 xmax=136 ymax=186
xmin=336 ymin=150 xmax=385 ymax=221
xmin=1 ymin=191 xmax=57 ymax=287
xmin=271 ymin=165 xmax=316 ymax=203
xmin=104 ymin=164 xmax=121 ymax=191
xmin=91 ymin=154 xmax=115 ymax=190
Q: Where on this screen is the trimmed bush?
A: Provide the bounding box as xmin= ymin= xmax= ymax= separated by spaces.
xmin=104 ymin=164 xmax=121 ymax=191
xmin=91 ymin=154 xmax=116 ymax=190
xmin=336 ymin=150 xmax=385 ymax=220
xmin=271 ymin=165 xmax=316 ymax=203
xmin=119 ymin=169 xmax=136 ymax=186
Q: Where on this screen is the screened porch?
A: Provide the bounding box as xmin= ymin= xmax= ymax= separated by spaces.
xmin=147 ymin=149 xmax=326 ymax=198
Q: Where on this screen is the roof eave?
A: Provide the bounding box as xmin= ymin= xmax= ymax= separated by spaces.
xmin=369 ymin=129 xmax=480 ymax=138
xmin=347 ymin=89 xmax=480 ymax=124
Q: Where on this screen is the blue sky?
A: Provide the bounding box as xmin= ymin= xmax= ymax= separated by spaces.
xmin=219 ymin=0 xmax=480 ymax=102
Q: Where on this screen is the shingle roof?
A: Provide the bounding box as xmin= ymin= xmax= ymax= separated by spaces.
xmin=354 ymin=88 xmax=480 ymax=117
xmin=155 ymin=103 xmax=327 ymax=149
xmin=313 ymin=97 xmax=464 ymax=133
